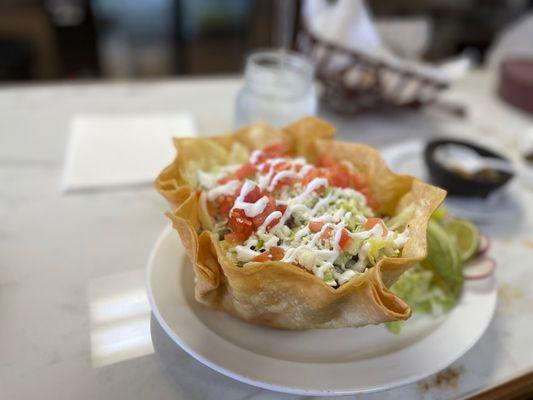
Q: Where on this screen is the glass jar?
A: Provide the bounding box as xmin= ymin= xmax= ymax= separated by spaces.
xmin=235 ymin=50 xmax=317 ymax=128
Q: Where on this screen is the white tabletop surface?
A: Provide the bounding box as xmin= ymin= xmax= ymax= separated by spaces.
xmin=2 ymin=70 xmax=533 ymax=400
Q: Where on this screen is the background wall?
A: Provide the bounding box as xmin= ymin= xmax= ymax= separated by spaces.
xmin=0 ymin=0 xmax=530 ymax=81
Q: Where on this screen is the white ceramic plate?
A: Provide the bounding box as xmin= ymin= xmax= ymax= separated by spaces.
xmin=146 ymin=226 xmax=497 ymax=396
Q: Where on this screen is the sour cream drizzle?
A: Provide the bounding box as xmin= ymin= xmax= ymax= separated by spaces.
xmin=258 ymin=211 xmax=282 ymax=233
xmin=231 ymin=180 xmax=268 ymax=218
xmin=207 ymin=180 xmax=240 ymax=201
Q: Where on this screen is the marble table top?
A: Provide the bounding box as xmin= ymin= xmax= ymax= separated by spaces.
xmin=1 ymin=70 xmax=533 ymax=400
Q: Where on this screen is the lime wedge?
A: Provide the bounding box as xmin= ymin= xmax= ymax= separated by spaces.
xmin=431 ymin=206 xmax=448 ymax=222
xmin=443 ymin=219 xmax=480 ymax=263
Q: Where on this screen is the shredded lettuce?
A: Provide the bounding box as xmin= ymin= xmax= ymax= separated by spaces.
xmin=338 ymin=197 xmax=371 ymax=218
xmin=367 ymin=237 xmax=389 ymax=265
xmin=334 ymin=252 xmax=352 ymax=267
xmin=386 ymin=204 xmax=415 ymax=230
xmin=387 ymin=210 xmax=466 ymax=334
xmin=228 ymin=142 xmax=250 ymax=164
xmin=323 ymin=269 xmax=334 ymax=282
xmin=386 ymin=320 xmax=404 ymax=334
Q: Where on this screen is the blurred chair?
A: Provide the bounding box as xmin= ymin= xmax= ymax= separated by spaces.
xmin=0 ymin=38 xmax=33 ymax=80
xmin=175 ymin=0 xmax=256 ymax=74
xmin=0 ymin=2 xmax=60 ymax=79
xmin=92 ymin=0 xmax=176 ymax=78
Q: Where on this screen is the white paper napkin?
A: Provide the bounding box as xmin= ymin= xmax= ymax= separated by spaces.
xmin=62 ymin=112 xmax=196 ymax=191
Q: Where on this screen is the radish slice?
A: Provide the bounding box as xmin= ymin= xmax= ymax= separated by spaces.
xmin=477 ymin=234 xmax=490 ymax=256
xmin=463 ymin=256 xmax=496 ymax=280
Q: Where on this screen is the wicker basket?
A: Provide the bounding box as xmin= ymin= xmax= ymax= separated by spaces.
xmin=296 ymin=21 xmax=450 ymax=115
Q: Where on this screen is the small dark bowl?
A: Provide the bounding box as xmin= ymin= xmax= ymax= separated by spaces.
xmin=424 ymin=139 xmax=514 ymax=198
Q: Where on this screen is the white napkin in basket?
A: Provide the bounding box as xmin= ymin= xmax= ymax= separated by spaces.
xmin=62 ymin=112 xmax=196 ymax=191
xmin=302 ymin=0 xmax=469 ymax=84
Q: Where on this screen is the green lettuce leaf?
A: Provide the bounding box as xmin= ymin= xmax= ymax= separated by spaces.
xmin=387 ymin=211 xmax=465 ymax=333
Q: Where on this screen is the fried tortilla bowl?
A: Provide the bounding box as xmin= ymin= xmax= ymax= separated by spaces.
xmin=156 ymin=117 xmax=446 ymax=330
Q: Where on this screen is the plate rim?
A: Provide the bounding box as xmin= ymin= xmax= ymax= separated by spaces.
xmin=146 ymin=226 xmax=497 ymax=396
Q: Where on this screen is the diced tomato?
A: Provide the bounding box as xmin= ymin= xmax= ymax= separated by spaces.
xmin=363 ymin=217 xmax=388 ymax=236
xmin=260 ymin=162 xmax=271 ymax=173
xmin=277 ymin=203 xmax=287 ymax=214
xmin=363 ymin=217 xmax=380 ymax=230
xmin=266 ymin=197 xmax=278 ymax=212
xmin=348 ymin=172 xmax=365 ymax=190
xmin=252 ymin=198 xmax=283 ymax=231
xmin=301 ymin=168 xmax=323 ymax=186
xmin=360 ymin=187 xmax=380 ymax=211
xmin=338 ymin=228 xmax=352 ymax=250
xmin=253 ymin=152 xmax=267 ymax=164
xmin=274 ymin=177 xmax=296 ymax=191
xmin=251 ymin=215 xmax=264 ymax=229
xmin=218 ymin=163 xmax=256 ymax=184
xmin=234 ymin=163 xmax=256 ymax=180
xmin=252 ymin=198 xmax=276 ymax=228
xmin=224 ymin=232 xmax=247 ymax=244
xmin=251 ymin=252 xmax=270 ymax=262
xmin=273 ymin=161 xmax=291 ymax=172
xmin=327 ymin=167 xmax=373 ymax=197
xmin=228 ymin=209 xmax=254 ymax=238
xmin=269 ymin=246 xmax=285 ymax=260
xmin=315 ymin=185 xmax=326 ymax=195
xmin=217 ymin=176 xmax=232 ymax=184
xmin=316 ymin=154 xmax=369 ymax=192
xmin=316 ymin=154 xmax=339 ymax=168
xmin=308 ymin=220 xmax=325 ymax=233
xmin=251 ymin=247 xmax=285 ymax=262
xmin=320 ymin=226 xmax=334 ymax=239
xmin=263 ymin=142 xmax=289 ymax=159
xmin=207 ymin=201 xmax=217 ymax=216
xmin=327 ymin=166 xmax=351 ymax=188
xmin=267 ymin=214 xmax=281 ymax=230
xmin=244 ymin=186 xmax=262 ymax=203
xmin=368 ymin=196 xmax=380 ymax=211
xmin=217 ymin=195 xmax=235 ymax=217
